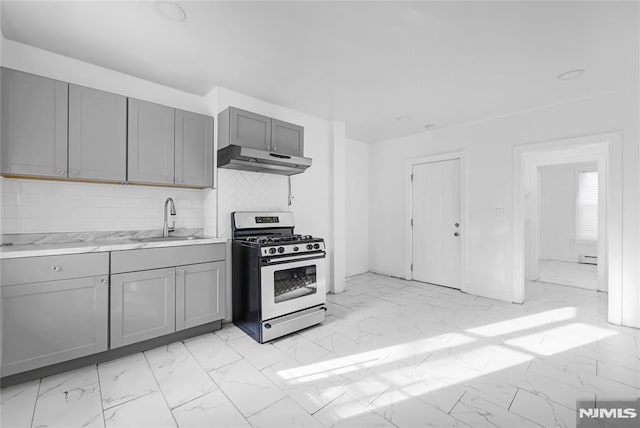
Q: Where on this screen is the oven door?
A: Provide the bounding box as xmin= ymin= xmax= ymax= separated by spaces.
xmin=260 ymin=254 xmax=326 ymax=321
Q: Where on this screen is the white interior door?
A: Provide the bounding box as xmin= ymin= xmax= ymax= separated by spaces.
xmin=412 ymin=158 xmax=461 ymax=288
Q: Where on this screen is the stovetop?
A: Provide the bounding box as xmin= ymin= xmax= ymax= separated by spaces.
xmin=239 ymin=234 xmax=319 ymax=245
xmin=234 ymin=233 xmax=325 ymax=257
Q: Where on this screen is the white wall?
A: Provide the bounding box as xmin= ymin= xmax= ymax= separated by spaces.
xmin=345 ymin=138 xmax=369 ymax=276
xmin=0 ymin=39 xmax=349 ymax=294
xmin=0 ymin=38 xmax=209 ymax=235
xmin=539 ymin=163 xmax=597 ymax=262
xmin=369 ymin=88 xmax=640 ymax=327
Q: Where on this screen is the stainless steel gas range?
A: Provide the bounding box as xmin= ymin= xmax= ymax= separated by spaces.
xmin=231 ymin=211 xmax=327 ymax=343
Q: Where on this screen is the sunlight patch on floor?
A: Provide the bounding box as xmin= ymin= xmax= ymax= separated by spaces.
xmin=466 ymin=307 xmax=577 ymax=337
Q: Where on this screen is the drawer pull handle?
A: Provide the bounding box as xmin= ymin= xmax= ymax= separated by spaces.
xmin=57 ymin=169 xmax=65 ymax=175
xmin=51 ymin=266 xmax=61 ymax=272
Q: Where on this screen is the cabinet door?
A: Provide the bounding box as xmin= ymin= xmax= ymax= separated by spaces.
xmin=1 ymin=276 xmax=108 ymax=377
xmin=229 ymin=107 xmax=271 ymax=150
xmin=0 ymin=68 xmax=68 ymax=178
xmin=128 ymin=99 xmax=175 ymax=185
xmin=271 ymin=119 xmax=304 ymax=157
xmin=110 ymin=268 xmax=176 ymax=348
xmin=68 ymin=85 xmax=126 ymax=182
xmin=176 ymin=261 xmax=225 ymax=330
xmin=175 ymin=110 xmax=213 ymax=187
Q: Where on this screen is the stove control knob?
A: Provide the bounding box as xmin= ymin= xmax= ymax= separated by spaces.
xmin=293 ymin=246 xmax=299 ymax=251
xmin=314 ymin=243 xmax=320 ymax=249
xmin=306 ymin=244 xmax=313 ymax=250
xmin=268 ymin=247 xmax=277 ymax=255
xmin=278 ymin=247 xmax=285 ymax=253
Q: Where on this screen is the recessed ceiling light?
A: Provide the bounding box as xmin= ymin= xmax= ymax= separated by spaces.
xmin=157 ymin=1 xmax=186 ymax=21
xmin=558 ymin=69 xmax=585 ymax=80
xmin=396 ymin=116 xmax=411 ymax=122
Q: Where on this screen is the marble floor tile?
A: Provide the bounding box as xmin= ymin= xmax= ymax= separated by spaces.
xmin=104 ymin=391 xmax=176 ymax=428
xmin=144 ymin=342 xmax=218 ymax=409
xmin=0 ymin=379 xmax=39 ymax=428
xmin=226 ymin=335 xmax=289 ymax=371
xmin=248 ymin=397 xmax=323 ymax=428
xmin=369 ymin=387 xmax=469 ymax=427
xmin=32 ymin=365 xmax=104 ymax=428
xmin=272 ymin=334 xmax=333 ymax=365
xmin=509 ymin=388 xmax=575 ymax=428
xmin=208 ymin=359 xmax=286 ymax=417
xmin=262 ymin=359 xmax=346 ymax=414
xmin=171 ymin=390 xmax=250 ymax=428
xmin=98 ymin=353 xmax=159 ymax=410
xmin=312 ymin=393 xmax=396 ymax=428
xmin=183 ymin=333 xmax=243 ymax=371
xmin=4 ymin=274 xmax=640 ymax=428
xmin=450 ymin=393 xmax=541 ymax=428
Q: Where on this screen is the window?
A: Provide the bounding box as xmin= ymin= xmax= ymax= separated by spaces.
xmin=575 ymin=171 xmax=598 ymax=242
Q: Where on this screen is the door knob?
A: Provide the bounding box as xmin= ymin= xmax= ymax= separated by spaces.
xmin=454 ymin=232 xmax=460 ymax=237
xmin=454 ymin=223 xmax=460 ymax=227
xmin=57 ymin=169 xmax=65 ymax=175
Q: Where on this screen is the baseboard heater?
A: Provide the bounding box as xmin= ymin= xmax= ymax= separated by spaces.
xmin=580 ymin=255 xmax=598 ymax=265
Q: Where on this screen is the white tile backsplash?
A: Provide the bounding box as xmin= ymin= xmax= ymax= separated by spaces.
xmin=216 ymin=169 xmax=289 ymax=239
xmin=0 ymin=178 xmax=204 ymax=234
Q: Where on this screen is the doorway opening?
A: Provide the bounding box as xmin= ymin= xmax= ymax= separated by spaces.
xmin=406 ymin=152 xmax=466 ymax=290
xmin=536 ymin=163 xmax=600 ymax=291
xmin=513 ymin=132 xmax=623 ymax=325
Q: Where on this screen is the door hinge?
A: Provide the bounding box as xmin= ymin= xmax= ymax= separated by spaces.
xmin=410 ymin=173 xmax=413 ymax=181
xmin=411 ymin=218 xmax=413 ymax=227
xmin=410 ymin=263 xmax=413 ymax=272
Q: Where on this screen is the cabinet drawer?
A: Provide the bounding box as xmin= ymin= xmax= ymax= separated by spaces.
xmin=110 ymin=244 xmax=225 ymax=274
xmin=1 ymin=252 xmax=109 ymax=286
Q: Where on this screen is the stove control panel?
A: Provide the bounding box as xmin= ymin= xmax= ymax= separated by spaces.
xmin=261 ymin=241 xmax=325 ymax=257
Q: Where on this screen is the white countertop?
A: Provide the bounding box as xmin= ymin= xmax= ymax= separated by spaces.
xmin=0 ymin=237 xmax=228 ymax=259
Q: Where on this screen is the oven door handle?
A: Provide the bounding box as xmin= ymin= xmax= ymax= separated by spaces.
xmin=263 ymin=252 xmax=326 ymax=264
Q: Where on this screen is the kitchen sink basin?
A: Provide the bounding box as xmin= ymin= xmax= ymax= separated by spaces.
xmin=134 ymin=236 xmax=207 ymax=243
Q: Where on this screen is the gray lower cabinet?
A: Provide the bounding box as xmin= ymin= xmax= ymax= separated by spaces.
xmin=128 ymin=99 xmax=175 ymax=185
xmin=175 ymin=110 xmax=214 ymax=187
xmin=0 ymin=67 xmax=68 ymax=178
xmin=271 ymin=118 xmax=304 ymax=157
xmin=1 ymin=275 xmax=109 ymax=377
xmin=68 ymin=84 xmax=127 ymax=182
xmin=176 ymin=261 xmax=225 ymax=330
xmin=110 ymin=268 xmax=177 ymax=348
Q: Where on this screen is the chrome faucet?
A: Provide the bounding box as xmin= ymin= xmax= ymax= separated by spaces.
xmin=162 ymin=198 xmax=176 ymax=238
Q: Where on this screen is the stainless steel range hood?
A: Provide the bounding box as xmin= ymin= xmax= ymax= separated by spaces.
xmin=217 ymin=145 xmax=312 ymax=176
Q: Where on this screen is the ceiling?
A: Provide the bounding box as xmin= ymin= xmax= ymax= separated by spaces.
xmin=1 ymin=1 xmax=638 ymax=143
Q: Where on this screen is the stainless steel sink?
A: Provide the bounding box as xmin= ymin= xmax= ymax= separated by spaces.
xmin=134 ymin=236 xmax=206 ymax=243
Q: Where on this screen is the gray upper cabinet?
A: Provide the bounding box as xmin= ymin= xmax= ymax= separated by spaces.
xmin=176 ymin=261 xmax=225 ymax=330
xmin=69 ymin=85 xmax=127 ymax=182
xmin=175 ymin=110 xmax=213 ymax=187
xmin=128 ymin=99 xmax=175 ymax=185
xmin=218 ymin=106 xmax=305 ymax=157
xmin=271 ymin=119 xmax=304 ymax=157
xmin=110 ymin=268 xmax=176 ymax=348
xmin=1 ymin=68 xmax=68 ymax=178
xmin=221 ymin=107 xmax=271 ymax=151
